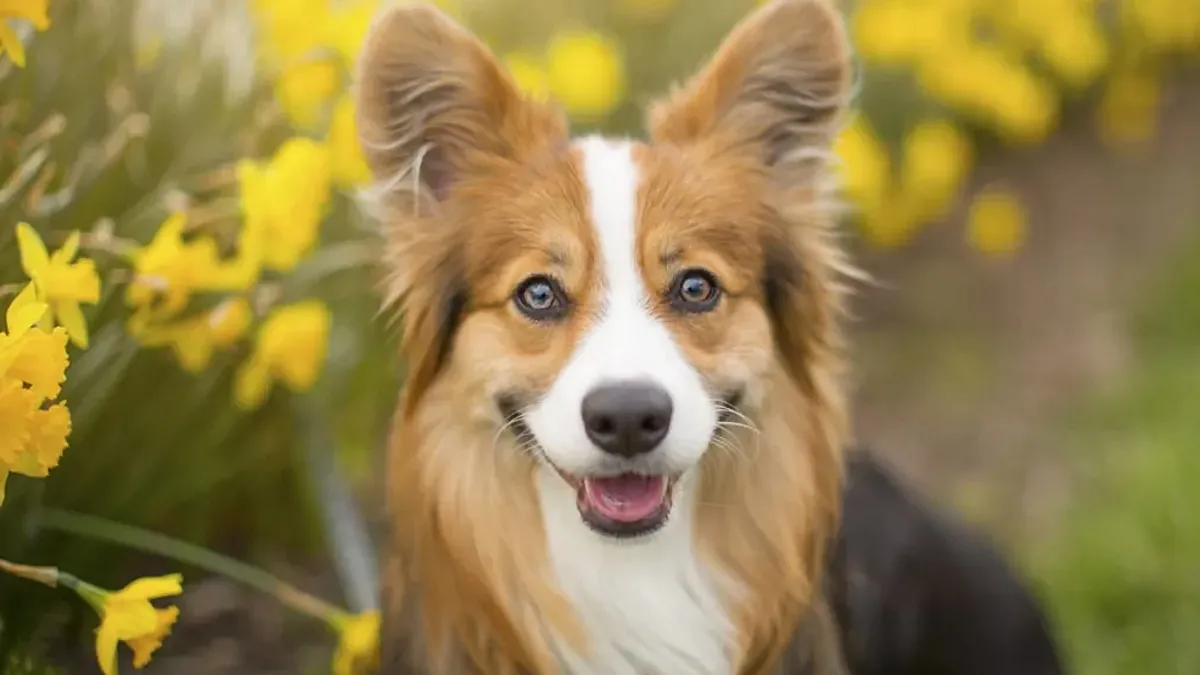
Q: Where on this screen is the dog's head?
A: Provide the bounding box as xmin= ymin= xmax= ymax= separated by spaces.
xmin=360 ymin=0 xmax=852 ymax=666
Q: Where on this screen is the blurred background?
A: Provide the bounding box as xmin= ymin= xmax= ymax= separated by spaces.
xmin=1 ymin=0 xmax=1198 ymax=673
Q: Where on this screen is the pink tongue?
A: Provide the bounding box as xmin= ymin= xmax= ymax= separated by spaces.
xmin=582 ymin=475 xmax=666 ymax=523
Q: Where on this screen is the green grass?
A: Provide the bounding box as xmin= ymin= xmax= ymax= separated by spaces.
xmin=1030 ymin=233 xmax=1200 ymax=675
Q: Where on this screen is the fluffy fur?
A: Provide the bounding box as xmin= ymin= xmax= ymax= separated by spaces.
xmin=356 ymin=1 xmax=857 ymax=673
xmin=829 ymin=450 xmax=1066 ymax=675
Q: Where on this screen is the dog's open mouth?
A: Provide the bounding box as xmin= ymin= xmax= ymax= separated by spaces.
xmin=496 ymin=393 xmax=682 ymax=538
xmin=569 ymin=472 xmax=675 ymax=538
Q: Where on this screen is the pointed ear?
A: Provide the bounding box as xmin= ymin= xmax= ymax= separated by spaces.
xmin=355 ymin=3 xmax=566 ymax=203
xmin=647 ymin=0 xmax=852 ymax=178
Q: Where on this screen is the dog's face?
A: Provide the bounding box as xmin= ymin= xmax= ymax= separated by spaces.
xmin=359 ymin=0 xmax=851 ymax=543
xmin=506 ymin=138 xmax=788 ymax=539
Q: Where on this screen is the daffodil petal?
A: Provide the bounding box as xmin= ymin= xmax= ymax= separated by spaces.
xmin=94 ymin=624 xmax=120 ymax=675
xmin=6 ymin=282 xmax=48 ymax=337
xmin=102 ymin=602 xmax=158 ymax=639
xmin=17 ymin=402 xmax=71 ymax=476
xmin=54 ymin=301 xmax=90 ymax=349
xmin=172 ymin=328 xmax=214 ymax=374
xmin=5 ymin=325 xmax=69 ymax=400
xmin=0 ymin=467 xmax=9 ymax=507
xmin=53 ymin=231 xmax=82 ymax=263
xmin=128 ymin=606 xmax=179 ymax=668
xmin=0 ymin=381 xmax=36 ymax=465
xmin=0 ymin=0 xmax=51 ymax=29
xmin=234 ymin=355 xmax=272 ymax=410
xmin=0 ymin=22 xmax=26 ymax=68
xmin=116 ymin=574 xmax=184 ymax=601
xmin=16 ymin=223 xmax=51 ymax=277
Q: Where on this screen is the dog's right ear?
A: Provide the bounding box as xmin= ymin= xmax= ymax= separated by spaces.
xmin=356 ymin=4 xmax=567 ymax=406
xmin=355 ymin=3 xmax=565 ymax=204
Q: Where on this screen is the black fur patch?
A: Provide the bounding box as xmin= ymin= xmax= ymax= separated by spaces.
xmin=433 ymin=285 xmax=467 ymax=376
xmin=762 ymin=234 xmax=803 ymax=320
xmin=825 ymin=450 xmax=1066 ymax=675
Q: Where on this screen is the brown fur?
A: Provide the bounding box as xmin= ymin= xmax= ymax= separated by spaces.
xmin=357 ymin=1 xmax=855 ymax=672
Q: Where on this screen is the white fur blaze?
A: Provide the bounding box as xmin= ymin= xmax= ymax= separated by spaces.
xmin=525 ymin=137 xmax=735 ymax=674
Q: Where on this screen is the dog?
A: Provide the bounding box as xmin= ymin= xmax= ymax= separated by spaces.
xmin=829 ymin=450 xmax=1066 ymax=675
xmin=353 ymin=0 xmax=1063 ymax=673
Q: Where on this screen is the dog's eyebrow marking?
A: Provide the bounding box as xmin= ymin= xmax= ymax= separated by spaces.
xmin=546 ymin=247 xmax=568 ymax=267
xmin=659 ymin=248 xmax=683 ymax=267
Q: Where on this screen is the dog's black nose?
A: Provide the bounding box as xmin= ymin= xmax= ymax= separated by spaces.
xmin=581 ymin=381 xmax=673 ymax=457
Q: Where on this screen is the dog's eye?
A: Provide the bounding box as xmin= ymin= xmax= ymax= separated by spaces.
xmin=669 ymin=269 xmax=721 ymax=312
xmin=514 ymin=275 xmax=568 ymax=320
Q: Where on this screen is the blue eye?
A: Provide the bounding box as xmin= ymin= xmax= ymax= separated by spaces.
xmin=669 ymin=269 xmax=720 ymax=312
xmin=514 ymin=275 xmax=568 ymax=320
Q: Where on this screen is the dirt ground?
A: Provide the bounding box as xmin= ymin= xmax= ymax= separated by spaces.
xmin=53 ymin=74 xmax=1200 ymax=675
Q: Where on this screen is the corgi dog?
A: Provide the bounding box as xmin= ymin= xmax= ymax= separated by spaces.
xmin=356 ymin=0 xmax=857 ymax=672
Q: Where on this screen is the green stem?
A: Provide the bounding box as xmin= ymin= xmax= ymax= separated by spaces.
xmin=35 ymin=508 xmax=350 ymax=625
xmin=58 ymin=571 xmax=107 ymax=612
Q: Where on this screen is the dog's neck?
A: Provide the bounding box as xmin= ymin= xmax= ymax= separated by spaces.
xmin=537 ymin=468 xmax=736 ymax=675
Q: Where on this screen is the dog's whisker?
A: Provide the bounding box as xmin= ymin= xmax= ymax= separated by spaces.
xmin=714 ymin=404 xmax=761 ymax=436
xmin=716 ymin=420 xmax=759 ymax=434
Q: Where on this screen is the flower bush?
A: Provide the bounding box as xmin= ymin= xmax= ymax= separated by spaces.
xmin=2 ymin=0 xmax=1199 ymax=673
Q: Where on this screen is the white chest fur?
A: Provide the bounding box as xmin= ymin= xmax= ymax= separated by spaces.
xmin=537 ymin=469 xmax=737 ymax=675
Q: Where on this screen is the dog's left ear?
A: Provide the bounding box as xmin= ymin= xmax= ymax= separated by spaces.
xmin=648 ymin=0 xmax=852 ymax=182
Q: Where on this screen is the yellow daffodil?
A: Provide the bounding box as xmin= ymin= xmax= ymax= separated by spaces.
xmin=276 ymin=57 xmax=342 ymax=129
xmin=0 ymin=282 xmax=48 ymax=378
xmin=88 ymin=574 xmax=183 ymax=675
xmin=15 ymin=224 xmax=101 ymax=349
xmin=4 ymin=318 xmax=67 ymax=402
xmin=1123 ymin=0 xmax=1200 ymax=53
xmin=0 ymin=283 xmax=70 ymax=505
xmin=328 ymin=0 xmax=377 ymax=64
xmin=0 ymin=381 xmax=38 ymax=493
xmin=966 ymin=186 xmax=1027 ymax=257
xmin=16 ymin=399 xmax=69 ymax=472
xmin=898 ymin=120 xmax=973 ymax=223
xmin=545 ymin=30 xmax=625 ymax=120
xmin=237 ymin=138 xmax=332 ymax=273
xmin=250 ymin=0 xmax=331 ymax=65
xmin=235 ymin=300 xmax=331 ymax=410
xmin=0 ymin=391 xmax=70 ymax=504
xmin=331 ymin=610 xmax=380 ymax=675
xmin=852 ymin=0 xmax=950 ymax=66
xmin=251 ymin=0 xmax=340 ymax=127
xmin=131 ymin=297 xmax=253 ymax=374
xmin=126 ymin=607 xmax=180 ymax=669
xmin=834 ymin=113 xmax=891 ymax=219
xmin=0 ymin=0 xmax=50 ymax=68
xmin=504 ymin=52 xmax=552 ymax=103
xmin=918 ymin=44 xmax=1059 ymax=145
xmin=126 ymin=213 xmax=250 ymax=321
xmin=1036 ymin=12 xmax=1109 ymax=90
xmin=329 ymin=94 xmax=373 ymax=188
